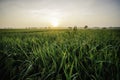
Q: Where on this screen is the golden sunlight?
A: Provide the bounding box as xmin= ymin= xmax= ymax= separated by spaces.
xmin=51 ymin=18 xmax=59 ymax=27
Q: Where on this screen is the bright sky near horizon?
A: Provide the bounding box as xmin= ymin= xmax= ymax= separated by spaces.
xmin=0 ymin=0 xmax=120 ymax=28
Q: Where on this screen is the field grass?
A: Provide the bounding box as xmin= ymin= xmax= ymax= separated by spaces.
xmin=0 ymin=29 xmax=120 ymax=80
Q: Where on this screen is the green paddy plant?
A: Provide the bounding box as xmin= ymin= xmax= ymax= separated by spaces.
xmin=0 ymin=29 xmax=120 ymax=80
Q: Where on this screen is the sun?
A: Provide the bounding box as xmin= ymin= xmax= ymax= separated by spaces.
xmin=51 ymin=18 xmax=59 ymax=27
xmin=52 ymin=21 xmax=58 ymax=27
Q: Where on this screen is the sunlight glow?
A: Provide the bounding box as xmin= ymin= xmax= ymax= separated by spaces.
xmin=51 ymin=18 xmax=59 ymax=27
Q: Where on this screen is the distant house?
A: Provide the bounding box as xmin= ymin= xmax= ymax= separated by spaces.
xmin=68 ymin=27 xmax=72 ymax=30
xmin=29 ymin=27 xmax=37 ymax=29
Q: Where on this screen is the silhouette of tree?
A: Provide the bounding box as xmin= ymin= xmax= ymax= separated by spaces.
xmin=84 ymin=25 xmax=88 ymax=29
xmin=68 ymin=27 xmax=72 ymax=30
xmin=73 ymin=26 xmax=77 ymax=31
xmin=102 ymin=27 xmax=106 ymax=29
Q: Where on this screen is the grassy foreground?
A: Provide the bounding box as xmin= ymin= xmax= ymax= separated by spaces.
xmin=0 ymin=29 xmax=120 ymax=80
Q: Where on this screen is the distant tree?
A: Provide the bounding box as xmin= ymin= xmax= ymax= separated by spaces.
xmin=73 ymin=26 xmax=77 ymax=31
xmin=102 ymin=27 xmax=106 ymax=29
xmin=44 ymin=27 xmax=47 ymax=29
xmin=48 ymin=27 xmax=51 ymax=29
xmin=84 ymin=25 xmax=88 ymax=29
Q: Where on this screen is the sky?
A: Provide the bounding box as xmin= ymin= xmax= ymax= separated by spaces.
xmin=0 ymin=0 xmax=120 ymax=28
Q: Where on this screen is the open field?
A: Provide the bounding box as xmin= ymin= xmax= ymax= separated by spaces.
xmin=0 ymin=29 xmax=120 ymax=80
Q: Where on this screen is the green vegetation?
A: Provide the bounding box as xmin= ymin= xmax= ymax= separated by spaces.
xmin=0 ymin=29 xmax=120 ymax=80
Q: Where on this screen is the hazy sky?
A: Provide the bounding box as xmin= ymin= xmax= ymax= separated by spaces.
xmin=0 ymin=0 xmax=120 ymax=28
